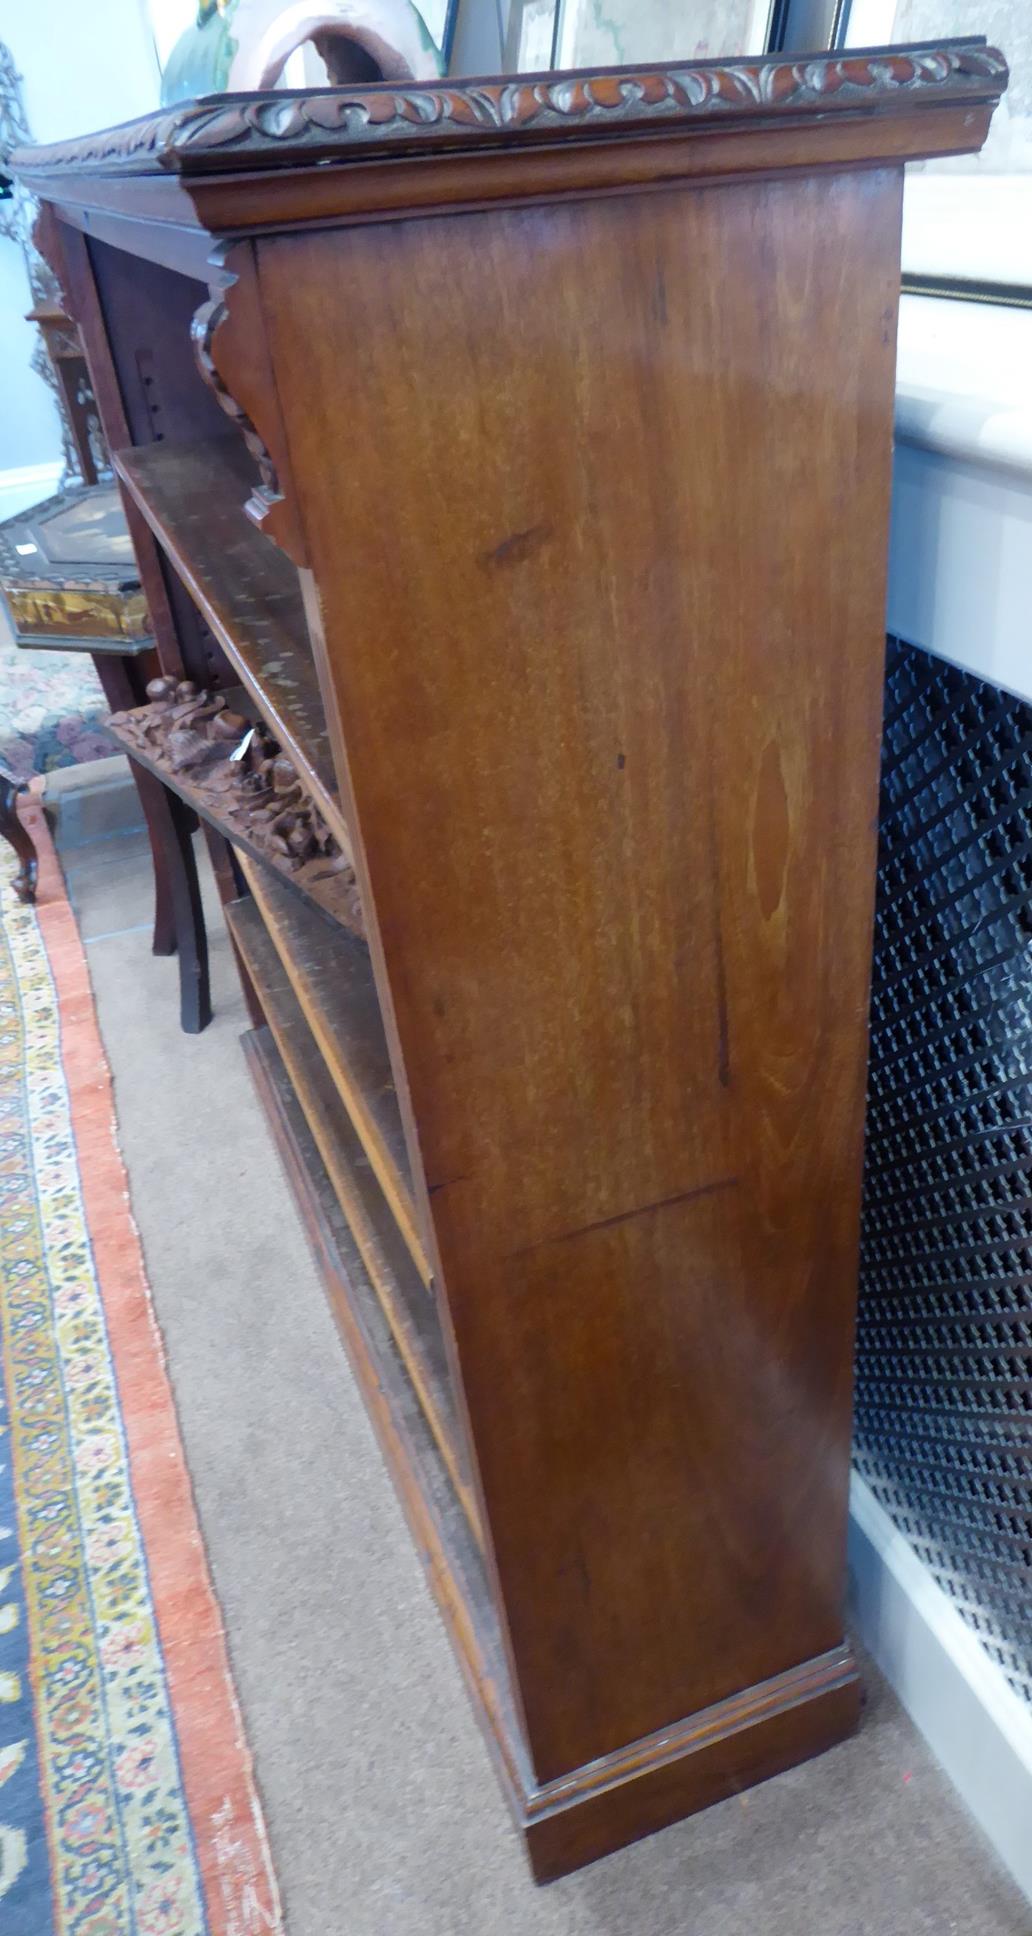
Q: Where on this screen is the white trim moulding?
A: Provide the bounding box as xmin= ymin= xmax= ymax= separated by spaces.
xmin=848 ymin=1473 xmax=1032 ymax=1909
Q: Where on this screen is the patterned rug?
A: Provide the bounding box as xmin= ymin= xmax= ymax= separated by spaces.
xmin=0 ymin=624 xmax=113 ymax=782
xmin=0 ymin=790 xmax=281 ymax=1933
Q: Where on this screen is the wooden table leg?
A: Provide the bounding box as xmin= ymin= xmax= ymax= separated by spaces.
xmin=93 ymin=653 xmax=211 ymax=1031
xmin=151 ymin=783 xmax=212 ymax=1034
xmin=126 ymin=755 xmax=177 ymax=957
xmin=201 ymin=823 xmax=265 ymax=1028
xmin=0 ymin=771 xmax=38 ymax=905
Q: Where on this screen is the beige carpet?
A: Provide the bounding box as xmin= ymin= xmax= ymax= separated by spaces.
xmin=54 ymin=806 xmax=1032 ymax=1936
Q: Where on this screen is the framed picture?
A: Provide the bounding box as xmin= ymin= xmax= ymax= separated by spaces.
xmin=501 ymin=0 xmax=855 ymax=79
xmin=504 ymin=0 xmax=561 ymax=72
xmin=843 ymin=2 xmax=1032 ymax=293
xmin=419 ymin=0 xmax=461 ymax=65
xmin=553 ymin=1 xmax=781 ymax=70
xmin=772 ymin=0 xmax=850 ymax=52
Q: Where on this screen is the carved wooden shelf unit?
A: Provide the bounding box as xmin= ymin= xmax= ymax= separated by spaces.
xmin=14 ymin=40 xmax=1006 ymax=1880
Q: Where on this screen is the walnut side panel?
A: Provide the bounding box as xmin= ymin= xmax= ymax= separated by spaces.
xmin=244 ymin=1024 xmax=862 ymax=1884
xmin=256 ymin=170 xmax=901 ymax=1786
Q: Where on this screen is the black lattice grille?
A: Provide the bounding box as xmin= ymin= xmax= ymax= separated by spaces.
xmin=856 ymin=635 xmax=1032 ymax=1708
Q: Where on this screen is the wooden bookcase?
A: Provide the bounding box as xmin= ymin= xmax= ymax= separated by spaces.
xmin=14 ymin=40 xmax=1007 ymax=1880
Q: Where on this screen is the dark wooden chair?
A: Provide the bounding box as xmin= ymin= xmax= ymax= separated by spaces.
xmin=0 ymin=763 xmax=37 ymax=903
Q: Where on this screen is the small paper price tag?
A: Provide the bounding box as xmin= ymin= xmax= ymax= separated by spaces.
xmin=229 ymin=727 xmax=255 ymax=763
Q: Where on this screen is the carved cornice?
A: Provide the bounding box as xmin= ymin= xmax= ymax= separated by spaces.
xmin=10 ymin=44 xmax=1008 ymax=181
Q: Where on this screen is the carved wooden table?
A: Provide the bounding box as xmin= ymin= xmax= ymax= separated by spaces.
xmin=13 ymin=39 xmax=1007 ymax=1879
xmin=0 ymin=483 xmax=211 ymax=1029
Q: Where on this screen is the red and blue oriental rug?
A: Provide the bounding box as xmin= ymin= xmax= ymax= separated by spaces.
xmin=0 ymin=790 xmax=281 ymax=1934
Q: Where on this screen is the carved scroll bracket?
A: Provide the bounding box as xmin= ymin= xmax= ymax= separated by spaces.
xmin=192 ymin=244 xmax=308 ymax=569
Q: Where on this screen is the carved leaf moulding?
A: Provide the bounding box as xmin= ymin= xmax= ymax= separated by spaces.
xmin=9 ymin=45 xmax=1008 ymax=180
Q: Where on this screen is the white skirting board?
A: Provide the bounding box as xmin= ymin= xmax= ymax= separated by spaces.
xmin=0 ymin=462 xmax=64 ymax=523
xmin=889 ymin=295 xmax=1032 ymax=711
xmin=848 ymin=1473 xmax=1032 ymax=1907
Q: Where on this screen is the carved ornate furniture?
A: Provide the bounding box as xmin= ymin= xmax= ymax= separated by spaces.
xmin=13 ymin=41 xmax=1007 ymax=1879
xmin=0 ymin=483 xmax=212 ymax=1025
xmin=25 ymin=301 xmax=104 ymax=485
xmin=0 ymin=485 xmax=147 ymax=650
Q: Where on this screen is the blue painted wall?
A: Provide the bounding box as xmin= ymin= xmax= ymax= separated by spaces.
xmin=0 ymin=0 xmax=161 ymax=479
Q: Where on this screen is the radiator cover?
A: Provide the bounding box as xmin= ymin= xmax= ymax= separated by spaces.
xmin=857 ymin=635 xmax=1032 ymax=1709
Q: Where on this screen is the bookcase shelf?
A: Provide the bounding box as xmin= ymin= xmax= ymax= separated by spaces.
xmin=239 ymin=852 xmax=430 ymax=1286
xmin=242 ymin=1026 xmax=518 ymax=1755
xmin=114 ymin=437 xmax=350 ymax=858
xmin=227 ymin=895 xmax=477 ymax=1535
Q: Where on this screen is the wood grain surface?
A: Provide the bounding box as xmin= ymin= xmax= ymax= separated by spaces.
xmin=257 ymin=167 xmax=901 ymax=1783
xmin=244 ymin=1028 xmax=860 ymax=1880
